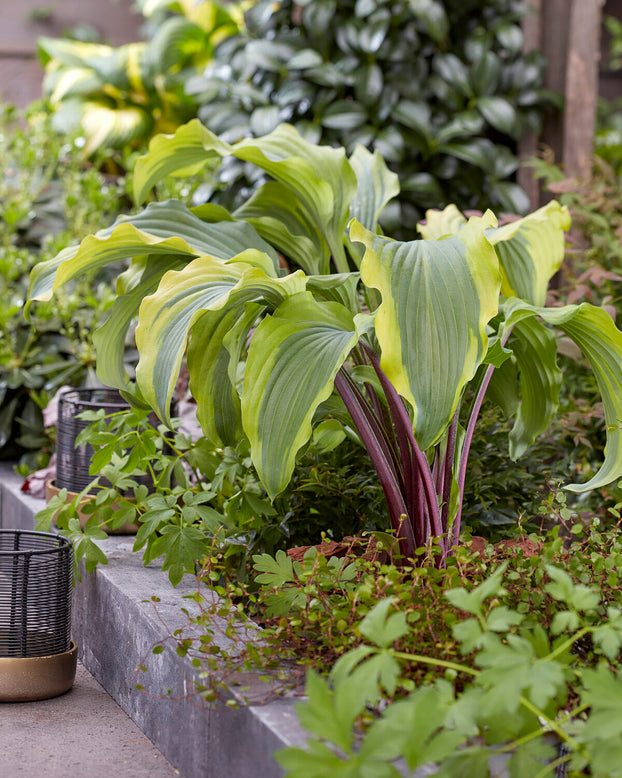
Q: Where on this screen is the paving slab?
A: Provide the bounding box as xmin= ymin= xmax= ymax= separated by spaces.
xmin=0 ymin=661 xmax=180 ymax=778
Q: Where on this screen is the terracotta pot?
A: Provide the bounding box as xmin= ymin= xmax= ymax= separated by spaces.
xmin=45 ymin=480 xmax=140 ymax=535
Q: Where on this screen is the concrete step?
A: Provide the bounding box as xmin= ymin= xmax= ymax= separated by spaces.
xmin=0 ymin=464 xmax=308 ymax=778
xmin=0 ymin=661 xmax=180 ymax=778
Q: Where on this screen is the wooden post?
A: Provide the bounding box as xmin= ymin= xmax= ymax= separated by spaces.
xmin=563 ymin=0 xmax=605 ymax=181
xmin=519 ymin=0 xmax=604 ymax=208
xmin=517 ymin=0 xmax=542 ymax=207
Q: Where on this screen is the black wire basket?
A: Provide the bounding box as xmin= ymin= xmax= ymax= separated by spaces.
xmin=56 ymin=387 xmax=139 ymax=494
xmin=0 ymin=530 xmax=72 ymax=658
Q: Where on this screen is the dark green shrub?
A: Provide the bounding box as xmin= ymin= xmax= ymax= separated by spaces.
xmin=189 ymin=0 xmax=555 ymax=235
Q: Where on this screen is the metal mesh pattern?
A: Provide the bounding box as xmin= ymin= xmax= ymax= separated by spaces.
xmin=0 ymin=530 xmax=72 ymax=658
xmin=56 ymin=387 xmax=130 ymax=493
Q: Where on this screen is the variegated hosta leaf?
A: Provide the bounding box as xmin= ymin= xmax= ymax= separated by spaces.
xmin=223 ymin=124 xmax=358 ymax=274
xmin=306 ymin=273 xmax=361 ymax=314
xmin=347 ymin=145 xmax=400 ymax=268
xmin=502 ymin=298 xmax=622 ymax=491
xmin=487 ymin=201 xmax=571 ymax=306
xmin=242 ymin=292 xmax=358 ymax=498
xmin=135 ymin=252 xmax=306 ymax=423
xmin=81 ymin=101 xmax=154 ymax=157
xmin=234 ymin=181 xmax=330 ymax=274
xmin=187 ymin=304 xmax=263 ymax=447
xmin=348 ymin=145 xmax=400 ymax=234
xmin=27 ymin=200 xmax=278 ymax=304
xmin=505 ymin=317 xmax=562 ymax=459
xmin=134 ymin=120 xmax=358 ymax=272
xmin=38 ymin=37 xmax=113 ymax=69
xmin=351 ymin=212 xmax=501 ymax=451
xmin=417 ymin=204 xmax=467 ymax=240
xmin=133 ymin=120 xmax=229 ymax=204
xmin=93 ymin=255 xmax=188 ymax=390
xmin=486 ymin=358 xmax=519 ymax=420
xmin=48 ymin=68 xmax=103 ymax=101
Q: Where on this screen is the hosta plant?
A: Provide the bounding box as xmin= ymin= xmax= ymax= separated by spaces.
xmin=38 ymin=0 xmax=241 ymax=156
xmin=27 ymin=123 xmax=622 ymax=562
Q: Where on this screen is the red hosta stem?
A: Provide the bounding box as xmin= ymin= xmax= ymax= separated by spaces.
xmin=454 ymin=329 xmax=513 ymax=547
xmin=361 ymin=345 xmax=444 ymax=554
xmin=441 ymin=411 xmax=458 ymax=536
xmin=334 ymin=370 xmax=416 ymax=559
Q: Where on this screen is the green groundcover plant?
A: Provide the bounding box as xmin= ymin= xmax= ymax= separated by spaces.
xmin=276 ymin=548 xmax=622 ymax=777
xmin=141 ymin=501 xmax=622 ymax=777
xmin=27 ymin=122 xmax=622 ymax=564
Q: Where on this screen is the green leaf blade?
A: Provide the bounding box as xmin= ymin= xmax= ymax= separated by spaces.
xmin=351 ymin=213 xmax=501 ymax=450
xmin=242 ymin=292 xmax=357 ymax=498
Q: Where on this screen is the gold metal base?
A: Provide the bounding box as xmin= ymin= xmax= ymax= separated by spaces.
xmin=0 ymin=641 xmax=78 ymax=702
xmin=46 ymin=479 xmax=139 ymax=534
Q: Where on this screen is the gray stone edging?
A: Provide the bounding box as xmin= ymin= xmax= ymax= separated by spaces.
xmin=0 ymin=463 xmax=308 ymax=778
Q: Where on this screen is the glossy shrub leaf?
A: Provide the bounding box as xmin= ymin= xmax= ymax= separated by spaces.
xmin=476 ymin=96 xmax=517 ymax=136
xmin=288 ymin=49 xmax=324 ymax=69
xmin=351 ymin=213 xmax=500 ymax=450
xmin=392 ymin=100 xmax=432 ymax=139
xmin=439 ymin=138 xmax=495 ymax=171
xmin=433 ymin=54 xmax=472 ymax=98
xmin=353 ymin=63 xmax=384 ymax=105
xmin=470 ymin=52 xmax=501 ymax=96
xmin=321 ymin=100 xmax=368 ymax=130
xmin=410 ymin=0 xmax=449 ymax=44
xmin=436 ymin=111 xmax=485 ymax=144
xmin=242 ymin=292 xmax=358 ymax=498
xmin=493 ymin=181 xmax=531 ymax=215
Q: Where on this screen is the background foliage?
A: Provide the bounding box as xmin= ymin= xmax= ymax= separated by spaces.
xmin=0 ymin=105 xmax=128 ymax=468
xmin=189 ymin=0 xmax=555 ymax=235
xmin=38 ymin=0 xmax=242 ymax=156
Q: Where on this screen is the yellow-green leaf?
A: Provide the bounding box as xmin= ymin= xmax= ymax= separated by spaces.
xmin=502 ymin=298 xmax=622 ymax=491
xmin=351 ymin=213 xmax=500 ymax=450
xmin=487 ymin=201 xmax=571 ymax=306
xmin=243 ymin=292 xmax=358 ymax=498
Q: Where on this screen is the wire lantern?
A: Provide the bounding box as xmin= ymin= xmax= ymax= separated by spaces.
xmin=0 ymin=530 xmax=72 ymax=658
